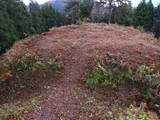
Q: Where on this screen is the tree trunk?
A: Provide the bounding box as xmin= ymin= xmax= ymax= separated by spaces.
xmin=108 ymin=1 xmax=112 ymax=24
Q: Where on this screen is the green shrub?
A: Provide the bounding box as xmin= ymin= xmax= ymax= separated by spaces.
xmin=103 ymin=66 xmax=132 ymax=86
xmin=138 ymin=65 xmax=153 ymax=77
xmin=84 ymin=65 xmax=132 ymax=86
xmin=0 ymin=100 xmax=38 ymax=120
xmin=48 ymin=59 xmax=61 ymax=71
xmin=7 ymin=55 xmax=62 ymax=77
xmin=117 ymin=113 xmax=148 ymax=120
xmin=109 ymin=66 xmax=132 ymax=84
xmin=2 ymin=54 xmax=62 ymax=89
xmin=84 ymin=70 xmax=103 ymax=86
xmin=137 ymin=26 xmax=145 ymax=32
xmin=140 ymin=88 xmax=151 ymax=100
xmin=115 ymin=105 xmax=149 ymax=120
xmin=84 ymin=55 xmax=133 ymax=86
xmin=7 ymin=56 xmax=38 ymax=72
xmin=33 ymin=61 xmax=45 ymax=70
xmin=6 ymin=55 xmax=45 ymax=80
xmin=81 ymin=17 xmax=91 ymax=22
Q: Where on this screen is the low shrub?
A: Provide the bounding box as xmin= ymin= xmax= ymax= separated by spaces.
xmin=137 ymin=26 xmax=145 ymax=32
xmin=84 ymin=52 xmax=160 ymax=114
xmin=0 ymin=100 xmax=38 ymax=120
xmin=81 ymin=17 xmax=91 ymax=22
xmin=84 ymin=69 xmax=103 ymax=86
xmin=7 ymin=55 xmax=42 ymax=77
xmin=84 ymin=55 xmax=133 ymax=86
xmin=115 ymin=105 xmax=149 ymax=120
xmin=140 ymin=72 xmax=160 ymax=114
xmin=48 ymin=59 xmax=62 ymax=71
xmin=137 ymin=65 xmax=154 ymax=77
xmin=0 ymin=54 xmax=62 ymax=89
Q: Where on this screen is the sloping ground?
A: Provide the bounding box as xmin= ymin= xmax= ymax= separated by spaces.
xmin=0 ymin=23 xmax=160 ymax=119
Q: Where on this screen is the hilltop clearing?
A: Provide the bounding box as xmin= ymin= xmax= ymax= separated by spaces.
xmin=0 ymin=23 xmax=160 ymax=120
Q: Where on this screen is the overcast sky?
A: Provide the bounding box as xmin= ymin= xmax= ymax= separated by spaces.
xmin=23 ymin=0 xmax=160 ymax=7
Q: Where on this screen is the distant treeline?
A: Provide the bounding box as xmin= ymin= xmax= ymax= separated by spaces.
xmin=0 ymin=0 xmax=160 ymax=54
xmin=0 ymin=0 xmax=66 ymax=54
xmin=65 ymin=0 xmax=160 ymax=37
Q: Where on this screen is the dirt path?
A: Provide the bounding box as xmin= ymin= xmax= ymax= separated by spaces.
xmin=7 ymin=23 xmax=160 ymax=120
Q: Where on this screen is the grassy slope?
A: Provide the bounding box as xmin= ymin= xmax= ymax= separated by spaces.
xmin=0 ymin=23 xmax=160 ymax=120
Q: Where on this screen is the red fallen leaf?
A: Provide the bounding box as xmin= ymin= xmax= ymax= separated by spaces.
xmin=0 ymin=67 xmax=12 ymax=80
xmin=143 ymin=102 xmax=148 ymax=109
xmin=112 ymin=84 xmax=117 ymax=89
xmin=0 ymin=71 xmax=12 ymax=81
xmin=121 ymin=63 xmax=130 ymax=70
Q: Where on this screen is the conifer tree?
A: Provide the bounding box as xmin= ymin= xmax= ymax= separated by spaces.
xmin=103 ymin=0 xmax=131 ymax=24
xmin=154 ymin=3 xmax=160 ymax=19
xmin=65 ymin=0 xmax=94 ymax=23
xmin=0 ymin=0 xmax=65 ymax=54
xmin=134 ymin=0 xmax=154 ymax=31
xmin=14 ymin=1 xmax=32 ymax=38
xmin=112 ymin=1 xmax=133 ymax=26
xmin=145 ymin=0 xmax=154 ymax=30
xmin=153 ymin=4 xmax=160 ymax=39
xmin=0 ymin=0 xmax=32 ymax=52
xmin=40 ymin=4 xmax=57 ymax=31
xmin=29 ymin=1 xmax=45 ymax=33
xmin=0 ymin=0 xmax=17 ymax=52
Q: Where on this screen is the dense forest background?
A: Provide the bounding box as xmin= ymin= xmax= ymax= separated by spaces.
xmin=0 ymin=0 xmax=160 ymax=54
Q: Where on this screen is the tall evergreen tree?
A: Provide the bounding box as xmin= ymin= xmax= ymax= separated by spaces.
xmin=0 ymin=0 xmax=66 ymax=54
xmin=0 ymin=0 xmax=17 ymax=52
xmin=65 ymin=0 xmax=94 ymax=24
xmin=153 ymin=4 xmax=160 ymax=39
xmin=29 ymin=1 xmax=45 ymax=33
xmin=14 ymin=1 xmax=32 ymax=38
xmin=79 ymin=0 xmax=94 ymax=19
xmin=0 ymin=0 xmax=32 ymax=52
xmin=134 ymin=0 xmax=147 ymax=28
xmin=102 ymin=0 xmax=131 ymax=24
xmin=145 ymin=0 xmax=154 ymax=30
xmin=65 ymin=0 xmax=81 ymax=24
xmin=154 ymin=3 xmax=160 ymax=19
xmin=134 ymin=0 xmax=154 ymax=31
xmin=112 ymin=1 xmax=133 ymax=26
xmin=4 ymin=0 xmax=32 ymax=38
xmin=40 ymin=4 xmax=58 ymax=31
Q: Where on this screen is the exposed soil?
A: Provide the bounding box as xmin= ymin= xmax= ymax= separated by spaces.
xmin=1 ymin=23 xmax=160 ymax=120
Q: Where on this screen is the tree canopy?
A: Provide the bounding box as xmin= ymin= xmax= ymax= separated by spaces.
xmin=133 ymin=0 xmax=154 ymax=31
xmin=0 ymin=0 xmax=65 ymax=54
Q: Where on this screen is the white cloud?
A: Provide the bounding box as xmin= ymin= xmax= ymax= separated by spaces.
xmin=23 ymin=0 xmax=49 ymax=5
xmin=132 ymin=0 xmax=160 ymax=7
xmin=23 ymin=0 xmax=30 ymax=5
xmin=132 ymin=0 xmax=141 ymax=7
xmin=23 ymin=0 xmax=159 ymax=6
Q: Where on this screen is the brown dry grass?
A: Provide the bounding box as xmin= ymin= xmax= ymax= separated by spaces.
xmin=0 ymin=23 xmax=160 ymax=120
